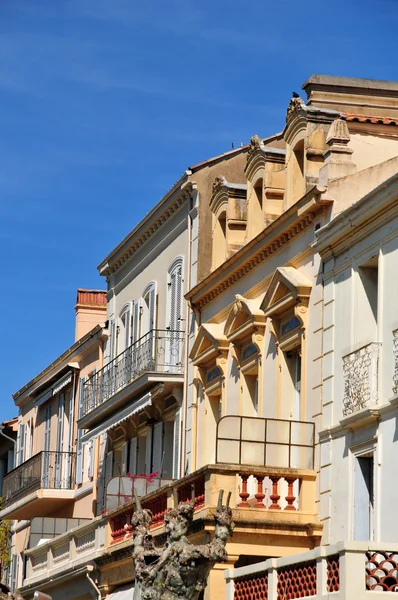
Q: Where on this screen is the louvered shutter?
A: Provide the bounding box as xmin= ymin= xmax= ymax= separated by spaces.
xmin=55 ymin=394 xmax=64 ymax=487
xmin=18 ymin=423 xmax=25 ymax=467
xmin=10 ymin=555 xmax=17 ymax=592
xmin=87 ymin=439 xmax=94 ymax=479
xmin=152 ymin=422 xmax=163 ymax=475
xmin=132 ymin=300 xmax=140 ymax=343
xmin=172 ymin=409 xmax=181 ymax=479
xmin=76 ymin=378 xmax=85 ymax=485
xmin=96 ymin=434 xmax=107 ymax=514
xmin=129 ymin=437 xmax=138 ymax=474
xmin=110 ymin=319 xmax=116 ymax=360
xmin=123 ymin=306 xmax=131 ymax=351
xmin=105 ymin=451 xmax=113 ymax=485
xmin=148 ymin=283 xmax=157 ymax=330
xmin=145 ymin=427 xmax=153 ymax=475
xmin=121 ymin=441 xmax=129 ymax=475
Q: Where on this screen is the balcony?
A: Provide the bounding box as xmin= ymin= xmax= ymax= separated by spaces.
xmin=226 ymin=541 xmax=398 ymax=599
xmin=342 ymin=342 xmax=381 ymax=420
xmin=0 ymin=451 xmax=76 ymax=520
xmin=22 ymin=517 xmax=106 ymax=589
xmin=107 ymin=462 xmax=320 ymax=547
xmin=80 ymin=329 xmax=185 ymax=428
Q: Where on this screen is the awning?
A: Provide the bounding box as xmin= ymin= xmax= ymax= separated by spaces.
xmin=107 ymin=584 xmax=135 ymax=600
xmin=81 ymin=392 xmax=152 ymax=443
xmin=35 ymin=372 xmax=73 ymax=407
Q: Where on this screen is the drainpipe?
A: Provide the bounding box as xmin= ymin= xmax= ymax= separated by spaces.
xmin=86 ymin=565 xmax=101 ymax=600
xmin=0 ymin=426 xmax=16 ymax=449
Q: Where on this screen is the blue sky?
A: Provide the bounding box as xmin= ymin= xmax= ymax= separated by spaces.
xmin=1 ymin=0 xmax=397 ymax=420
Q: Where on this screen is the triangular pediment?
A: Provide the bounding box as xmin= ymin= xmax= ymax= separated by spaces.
xmin=189 ymin=323 xmax=228 ymax=366
xmin=224 ymin=294 xmax=266 ymax=341
xmin=261 ymin=267 xmax=312 ymax=317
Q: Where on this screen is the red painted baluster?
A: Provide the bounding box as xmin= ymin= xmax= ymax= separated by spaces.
xmin=269 ymin=476 xmax=281 ymax=510
xmin=238 ymin=474 xmax=250 ymax=507
xmin=285 ymin=477 xmax=297 ymax=511
xmin=254 ymin=475 xmax=266 ymax=508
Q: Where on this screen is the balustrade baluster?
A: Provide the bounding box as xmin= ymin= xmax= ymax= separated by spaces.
xmin=284 ymin=477 xmax=297 ymax=511
xmin=269 ymin=476 xmax=281 ymax=510
xmin=254 ymin=475 xmax=266 ymax=508
xmin=238 ymin=474 xmax=250 ymax=507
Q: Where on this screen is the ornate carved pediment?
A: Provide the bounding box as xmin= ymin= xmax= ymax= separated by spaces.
xmin=189 ymin=324 xmax=228 ymax=366
xmin=225 ymin=294 xmax=266 ymax=343
xmin=247 ymin=134 xmax=264 ymax=160
xmin=286 ymin=96 xmax=306 ymax=124
xmin=212 ymin=175 xmax=227 ymax=194
xmin=261 ymin=267 xmax=312 ymax=318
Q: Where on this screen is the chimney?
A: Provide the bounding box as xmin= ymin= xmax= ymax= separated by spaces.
xmin=75 ymin=289 xmax=107 ymax=341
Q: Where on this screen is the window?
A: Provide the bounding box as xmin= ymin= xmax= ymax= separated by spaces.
xmin=213 ymin=211 xmax=228 ymax=268
xmin=282 ymin=348 xmax=302 ymax=420
xmin=356 ymin=255 xmax=379 ymax=344
xmin=118 ymin=304 xmax=131 ymax=354
xmin=353 ymin=452 xmax=374 ymax=541
xmin=142 ymin=282 xmax=157 ymax=334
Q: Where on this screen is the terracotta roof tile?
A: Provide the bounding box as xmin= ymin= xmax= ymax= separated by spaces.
xmin=344 ymin=112 xmax=398 ymax=126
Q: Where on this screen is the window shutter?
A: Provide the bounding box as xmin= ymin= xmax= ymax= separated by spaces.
xmin=87 ymin=439 xmax=94 ymax=479
xmin=18 ymin=423 xmax=25 ymax=466
xmin=173 ymin=409 xmax=181 ymax=479
xmin=110 ymin=319 xmax=116 ymax=360
xmin=44 ymin=406 xmax=52 ymax=451
xmin=124 ymin=307 xmax=131 ymax=350
xmin=96 ymin=434 xmax=107 ymax=514
xmin=152 ymin=422 xmax=163 ymax=475
xmin=105 ymin=451 xmax=113 ymax=485
xmin=148 ymin=283 xmax=157 ymax=330
xmin=10 ymin=554 xmax=17 ymax=592
xmin=145 ymin=427 xmax=153 ymax=475
xmin=132 ymin=300 xmax=140 ymax=343
xmin=121 ymin=441 xmax=129 ymax=476
xmin=76 ymin=377 xmax=85 ymax=485
xmin=129 ymin=437 xmax=138 ymax=474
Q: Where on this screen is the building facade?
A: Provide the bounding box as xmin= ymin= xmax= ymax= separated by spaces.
xmin=6 ymin=74 xmax=398 ymax=600
xmin=1 ymin=290 xmax=106 ymax=596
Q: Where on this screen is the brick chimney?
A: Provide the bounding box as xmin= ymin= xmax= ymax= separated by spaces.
xmin=75 ymin=289 xmax=107 ymax=341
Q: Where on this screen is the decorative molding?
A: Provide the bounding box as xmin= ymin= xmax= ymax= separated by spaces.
xmin=286 ymin=97 xmax=306 ymax=124
xmin=342 ymin=342 xmax=381 ymax=417
xmin=193 ymin=213 xmax=316 ymax=310
xmin=101 ymin=194 xmax=187 ymax=276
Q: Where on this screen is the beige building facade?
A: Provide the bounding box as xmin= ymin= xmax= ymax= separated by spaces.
xmin=6 ymin=74 xmax=398 ymax=600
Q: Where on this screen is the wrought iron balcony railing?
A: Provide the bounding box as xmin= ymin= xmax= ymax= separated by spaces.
xmin=82 ymin=329 xmax=185 ymax=416
xmin=2 ymin=451 xmax=76 ymax=508
xmin=342 ymin=342 xmax=381 ymax=417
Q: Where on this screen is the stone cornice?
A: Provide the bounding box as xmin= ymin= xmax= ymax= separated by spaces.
xmin=186 ymin=187 xmax=332 ymax=310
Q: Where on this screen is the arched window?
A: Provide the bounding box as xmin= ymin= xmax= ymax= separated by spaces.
xmin=118 ymin=304 xmax=131 ymax=353
xmin=166 ymin=258 xmax=183 ymax=332
xmin=166 ymin=258 xmax=184 ymax=370
xmin=141 ymin=282 xmax=157 ymax=335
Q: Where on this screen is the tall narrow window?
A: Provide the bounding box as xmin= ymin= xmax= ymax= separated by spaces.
xmin=213 ymin=212 xmax=227 ymax=268
xmin=357 ymin=256 xmax=379 ymax=343
xmin=167 ymin=259 xmax=183 ymax=370
xmin=118 ymin=304 xmax=131 ymax=353
xmin=353 ymin=453 xmax=374 ymax=541
xmin=142 ymin=282 xmax=157 ymax=334
xmin=282 ymin=348 xmax=302 ymax=420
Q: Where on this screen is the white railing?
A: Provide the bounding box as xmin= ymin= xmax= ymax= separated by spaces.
xmin=225 ymin=541 xmax=398 ymax=599
xmin=24 ymin=517 xmax=106 ymax=586
xmin=342 ymin=342 xmax=381 ymax=417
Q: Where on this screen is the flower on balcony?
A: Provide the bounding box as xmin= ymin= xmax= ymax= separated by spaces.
xmin=125 ymin=471 xmax=160 ymax=484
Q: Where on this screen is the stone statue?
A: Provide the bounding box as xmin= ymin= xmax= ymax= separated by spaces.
xmin=132 ymin=488 xmax=234 ymax=600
